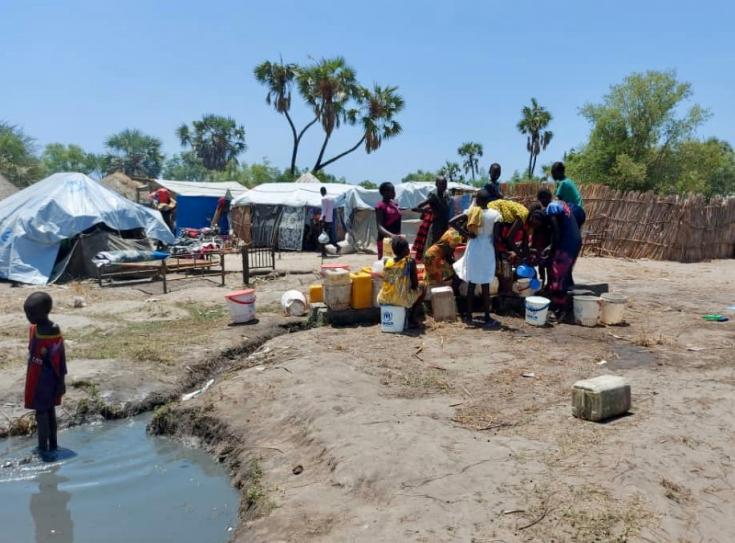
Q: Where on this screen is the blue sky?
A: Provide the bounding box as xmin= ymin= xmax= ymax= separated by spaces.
xmin=1 ymin=0 xmax=733 ymax=183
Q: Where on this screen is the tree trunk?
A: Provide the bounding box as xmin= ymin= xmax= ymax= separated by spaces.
xmin=530 ymin=153 xmax=538 ymax=178
xmin=527 ymin=151 xmax=534 ymax=179
xmin=313 ymin=131 xmax=332 ymax=172
xmin=315 ymin=136 xmax=367 ymax=172
xmin=284 ymin=111 xmax=299 ymax=175
xmin=470 ymin=158 xmax=476 ymax=181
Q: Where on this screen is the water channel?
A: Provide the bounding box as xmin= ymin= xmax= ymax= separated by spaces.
xmin=0 ymin=415 xmax=239 ymax=543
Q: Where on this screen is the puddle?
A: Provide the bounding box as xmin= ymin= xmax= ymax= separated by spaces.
xmin=0 ymin=415 xmax=238 ymax=543
xmin=608 ymin=343 xmax=656 ymax=370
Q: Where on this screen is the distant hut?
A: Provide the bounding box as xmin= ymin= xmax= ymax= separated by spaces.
xmin=0 ymin=173 xmax=19 ymax=201
xmin=100 ymin=172 xmax=146 ymax=202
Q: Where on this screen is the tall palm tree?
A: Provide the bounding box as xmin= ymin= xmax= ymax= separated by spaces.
xmin=439 ymin=161 xmax=461 ymax=182
xmin=296 ymin=57 xmax=358 ymax=171
xmin=517 ymin=98 xmax=553 ymax=178
xmin=457 ymin=142 xmax=483 ymax=181
xmin=314 ymin=84 xmax=404 ymax=172
xmin=104 ymin=129 xmax=163 ymax=178
xmin=177 ymin=115 xmax=246 ymax=171
xmin=254 ymin=60 xmax=318 ymax=176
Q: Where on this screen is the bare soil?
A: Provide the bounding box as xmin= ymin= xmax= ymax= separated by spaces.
xmin=2 ymin=253 xmax=734 ymax=542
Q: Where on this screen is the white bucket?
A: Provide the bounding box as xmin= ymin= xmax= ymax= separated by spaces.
xmin=525 ymin=296 xmax=550 ymax=326
xmin=281 ymin=290 xmax=307 ymax=317
xmin=600 ymin=293 xmax=627 ymax=325
xmin=380 ymin=305 xmax=406 ymax=333
xmin=324 ymin=283 xmax=352 ymax=311
xmin=574 ymin=295 xmax=601 ymax=327
xmin=225 ymin=289 xmax=256 ymax=323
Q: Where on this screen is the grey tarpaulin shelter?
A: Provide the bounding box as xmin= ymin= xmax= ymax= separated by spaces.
xmin=0 ymin=172 xmax=175 ymax=284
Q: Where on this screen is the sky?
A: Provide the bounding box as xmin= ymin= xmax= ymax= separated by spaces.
xmin=1 ymin=0 xmax=734 ymax=184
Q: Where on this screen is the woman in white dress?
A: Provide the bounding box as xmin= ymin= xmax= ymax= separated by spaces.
xmin=451 ymin=189 xmax=502 ymax=328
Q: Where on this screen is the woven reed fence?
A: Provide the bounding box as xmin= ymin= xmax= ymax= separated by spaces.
xmin=499 ymin=182 xmax=735 ymax=262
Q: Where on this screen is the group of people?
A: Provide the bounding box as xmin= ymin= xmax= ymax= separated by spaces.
xmin=376 ymin=161 xmax=586 ymax=328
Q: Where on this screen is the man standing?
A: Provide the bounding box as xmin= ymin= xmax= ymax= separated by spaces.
xmin=414 ymin=176 xmax=452 ymax=246
xmin=483 ymin=163 xmax=503 ymax=196
xmin=320 ymin=186 xmax=340 ymax=255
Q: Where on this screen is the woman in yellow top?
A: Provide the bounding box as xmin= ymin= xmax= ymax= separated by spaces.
xmin=377 ymin=237 xmax=426 ymax=327
xmin=487 ymin=195 xmax=530 ymax=263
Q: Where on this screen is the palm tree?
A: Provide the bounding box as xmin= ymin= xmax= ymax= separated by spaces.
xmin=104 ymin=129 xmax=164 ymax=178
xmin=254 ymin=60 xmax=318 ymax=176
xmin=457 ymin=142 xmax=483 ymax=181
xmin=517 ymin=98 xmax=553 ymax=178
xmin=439 ymin=161 xmax=461 ymax=182
xmin=177 ymin=115 xmax=246 ymax=171
xmin=296 ymin=57 xmax=358 ymax=171
xmin=313 ymin=84 xmax=404 ymax=172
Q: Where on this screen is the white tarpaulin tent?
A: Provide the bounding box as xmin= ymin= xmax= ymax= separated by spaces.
xmin=231 ymin=182 xmax=353 ymax=208
xmin=0 ymin=172 xmax=175 ymax=284
xmin=293 ymin=172 xmax=321 ymax=184
xmin=154 ymin=179 xmax=247 ymax=198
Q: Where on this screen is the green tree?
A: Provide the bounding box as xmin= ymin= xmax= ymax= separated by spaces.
xmin=41 ymin=143 xmax=99 ymax=176
xmin=566 ymin=70 xmax=709 ymax=192
xmin=162 ymin=151 xmax=210 ymax=181
xmin=297 ymin=57 xmax=358 ymax=171
xmin=254 ymin=60 xmax=319 ymax=176
xmin=401 ymin=169 xmax=436 ymax=183
xmin=359 ymin=180 xmax=378 ymax=189
xmin=314 ymin=84 xmax=404 ymax=172
xmin=103 ymin=129 xmax=164 ymax=178
xmin=177 ymin=115 xmax=247 ymax=171
xmin=439 ymin=161 xmax=462 ymax=182
xmin=662 ymin=138 xmax=735 ymax=197
xmin=457 ymin=142 xmax=483 ymax=181
xmin=0 ymin=122 xmax=42 ymax=186
xmin=517 ymin=98 xmax=553 ymax=178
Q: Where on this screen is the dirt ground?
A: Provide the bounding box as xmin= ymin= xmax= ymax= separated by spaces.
xmin=1 ymin=252 xmax=734 ymax=542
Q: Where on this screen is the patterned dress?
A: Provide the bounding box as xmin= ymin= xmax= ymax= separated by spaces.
xmin=423 ymin=228 xmax=464 ymax=286
xmin=24 ymin=324 xmax=66 ymax=411
xmin=377 ymin=256 xmax=421 ymax=308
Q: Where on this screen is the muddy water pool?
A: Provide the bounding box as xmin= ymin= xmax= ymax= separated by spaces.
xmin=0 ymin=415 xmax=238 ymax=543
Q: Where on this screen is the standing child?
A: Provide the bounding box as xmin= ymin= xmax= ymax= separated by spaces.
xmin=451 ymin=189 xmax=502 ymax=329
xmin=24 ymin=292 xmax=66 ymax=455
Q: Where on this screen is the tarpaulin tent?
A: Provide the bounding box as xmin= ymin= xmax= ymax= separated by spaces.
xmin=335 ymin=182 xmax=477 ymax=249
xmin=153 ymin=179 xmax=248 ymax=234
xmin=0 ymin=172 xmax=175 ymax=285
xmin=231 ymin=182 xmax=354 ymax=250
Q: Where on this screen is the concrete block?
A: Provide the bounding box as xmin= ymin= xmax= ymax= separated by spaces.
xmin=572 ymin=375 xmax=631 ymax=422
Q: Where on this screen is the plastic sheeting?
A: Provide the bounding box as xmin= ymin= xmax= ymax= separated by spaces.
xmin=0 ymin=172 xmax=175 ymax=285
xmin=231 ymin=182 xmax=354 ymax=208
xmin=155 ymin=179 xmax=247 ymax=198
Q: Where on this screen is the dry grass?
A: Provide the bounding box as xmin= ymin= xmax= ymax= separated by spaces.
xmin=661 ymin=478 xmax=691 ymax=504
xmin=66 ymin=302 xmax=228 ymax=364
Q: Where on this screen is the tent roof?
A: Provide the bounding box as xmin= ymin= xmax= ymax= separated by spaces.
xmin=294 ymin=172 xmax=321 ymax=184
xmin=100 ymin=172 xmax=144 ymax=201
xmin=232 ymin=182 xmax=352 ymax=208
xmin=0 ymin=173 xmax=18 ymax=201
xmin=0 ymin=172 xmax=175 ymax=284
xmin=155 ymin=179 xmax=247 ymax=198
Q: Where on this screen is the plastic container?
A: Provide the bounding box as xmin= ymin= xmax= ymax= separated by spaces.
xmin=320 ymin=263 xmax=351 ymax=277
xmin=380 ymin=305 xmax=406 ymax=333
xmin=281 ymin=290 xmax=307 ymax=316
xmin=599 ymin=293 xmax=627 ymax=325
xmin=350 ymin=272 xmax=373 ymax=309
xmin=225 ymin=289 xmax=256 ymax=323
xmin=516 ymin=264 xmax=536 ymax=279
xmin=324 ymin=283 xmax=352 ymax=311
xmin=371 ymin=275 xmax=384 ymax=308
xmin=574 ymin=295 xmax=601 ymax=327
xmin=382 ymin=238 xmax=394 ymax=258
xmin=371 ymin=260 xmax=384 ymax=274
xmin=309 ymin=283 xmax=324 ymax=304
xmin=431 ymin=286 xmax=457 ymax=322
xmin=322 ymin=268 xmax=351 ymax=285
xmin=572 ymin=375 xmax=631 ymax=422
xmin=513 ymin=278 xmax=533 ymax=297
xmin=525 ymin=296 xmax=550 ymax=326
